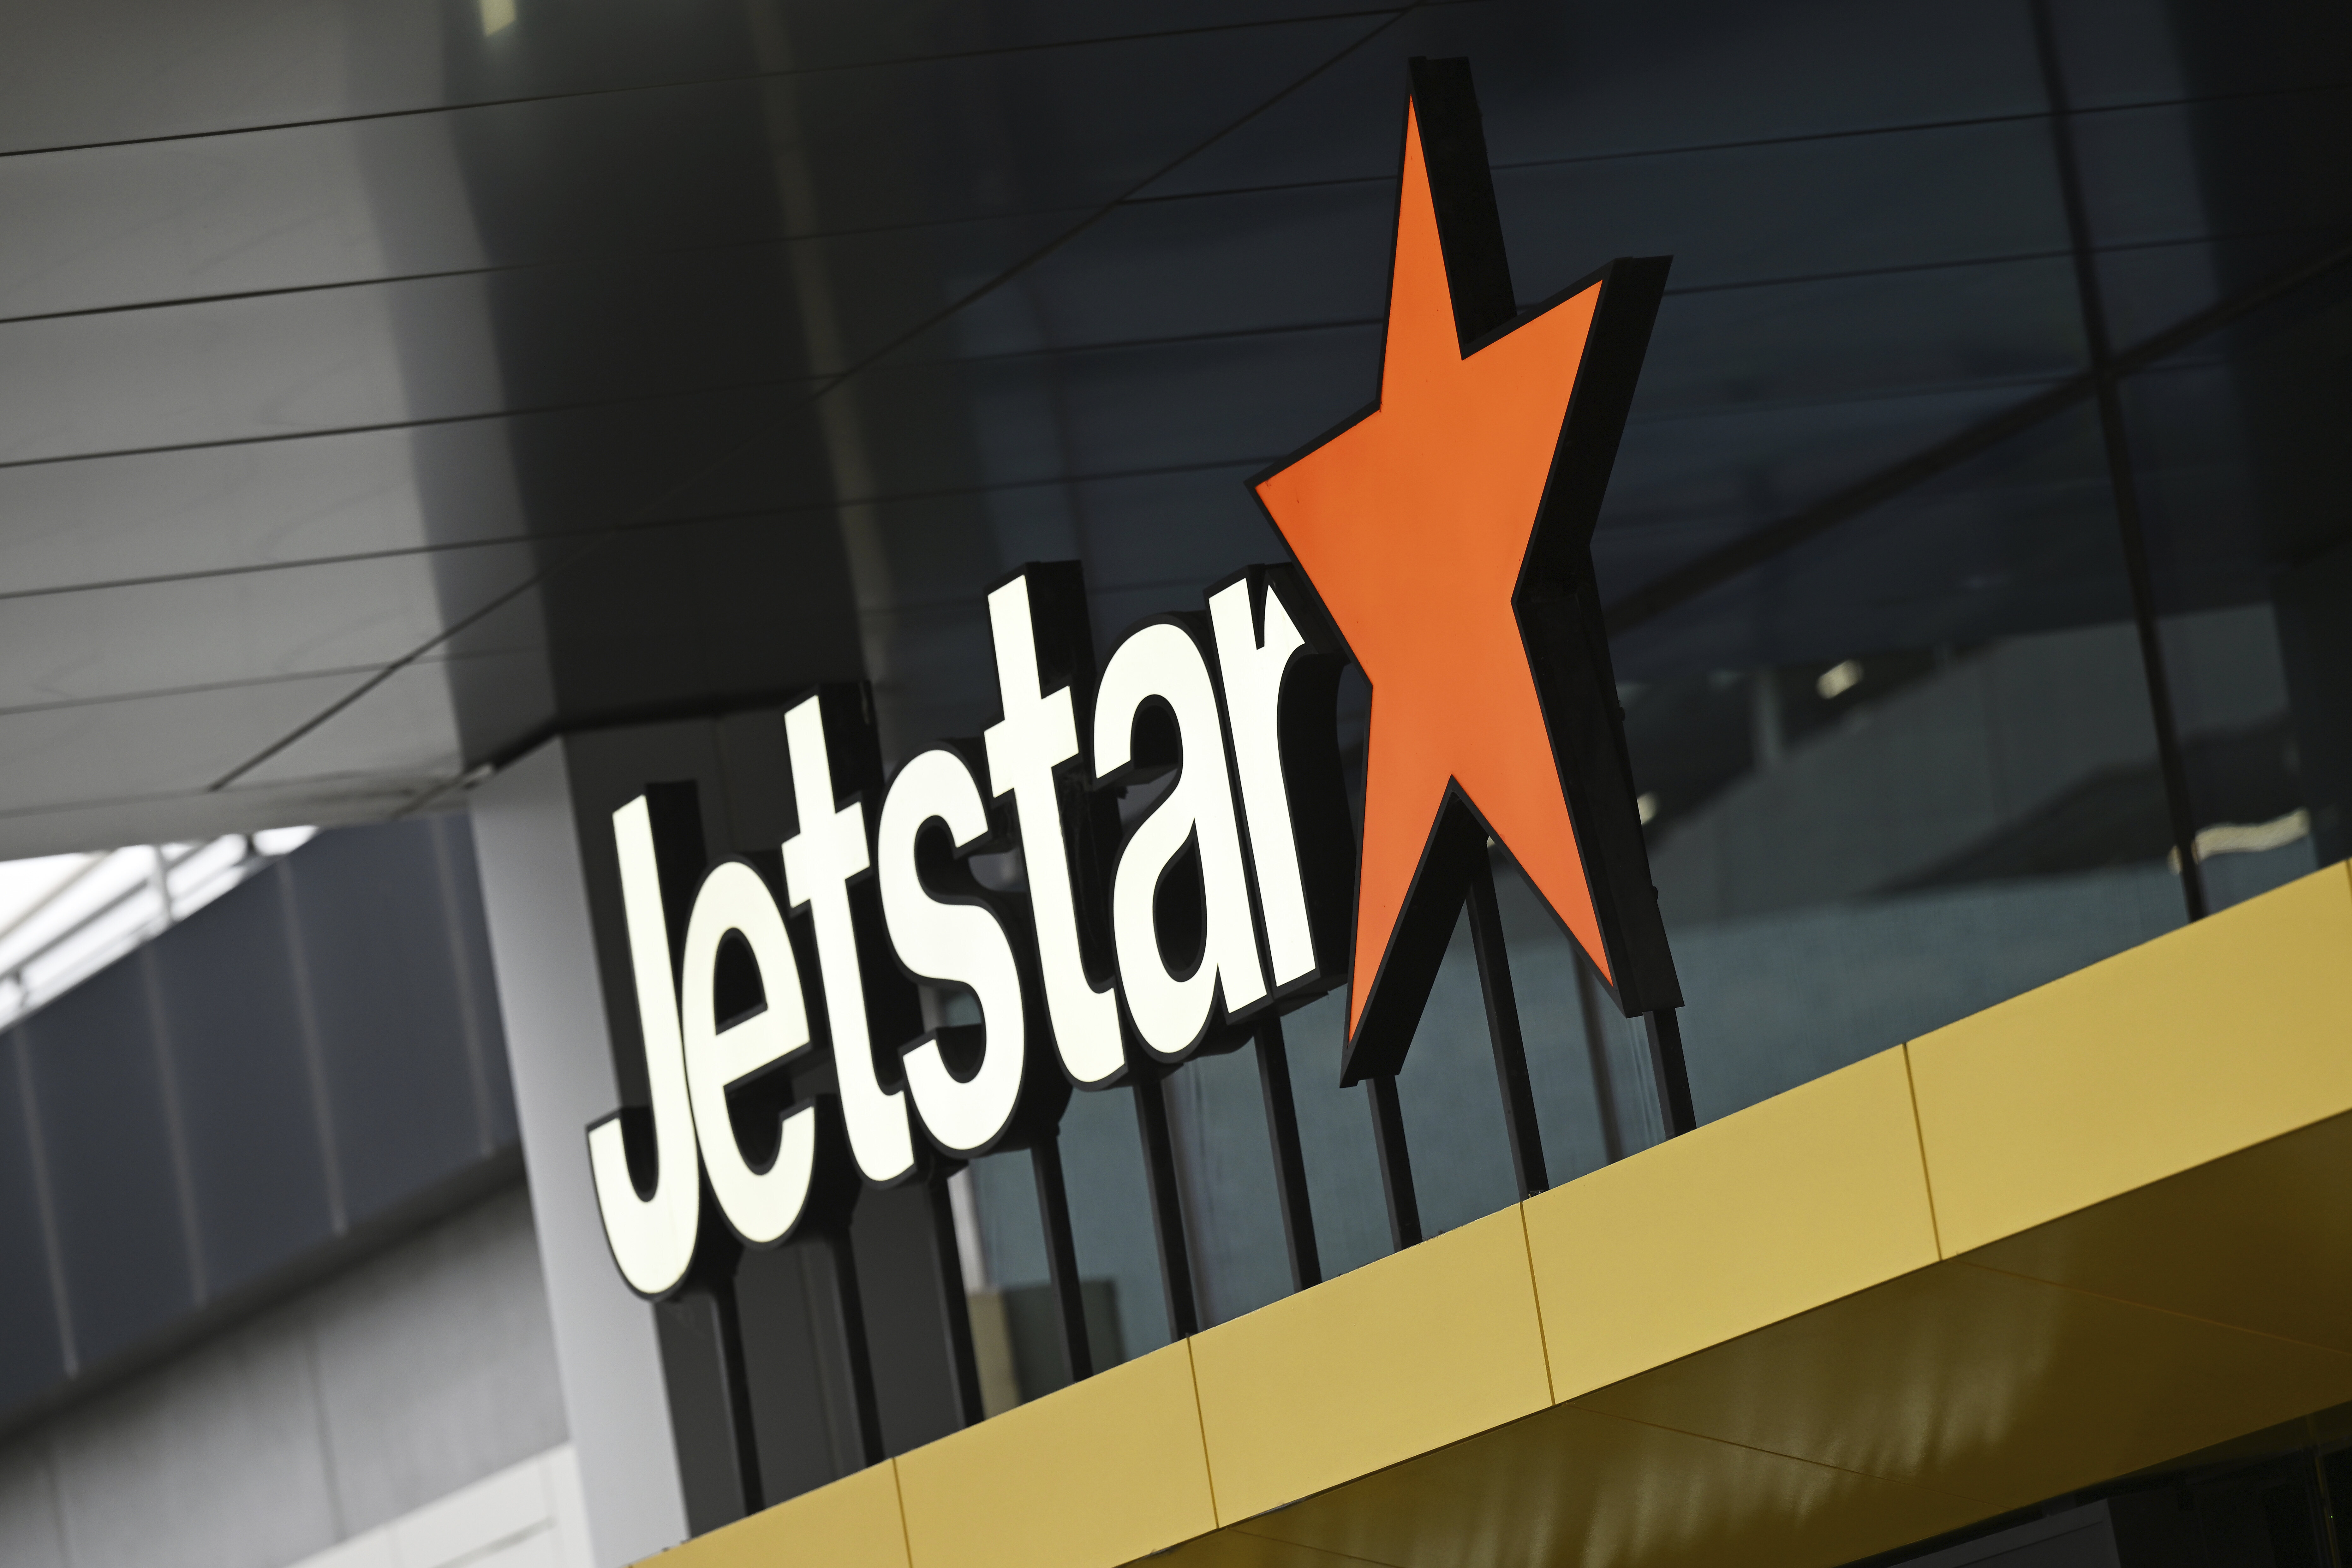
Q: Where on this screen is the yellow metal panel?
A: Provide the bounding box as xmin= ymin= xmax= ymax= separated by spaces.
xmin=1966 ymin=1108 xmax=2352 ymax=1354
xmin=1911 ymin=862 xmax=2352 ymax=1255
xmin=643 ymin=867 xmax=2352 ymax=1568
xmin=1526 ymin=1047 xmax=1939 ymax=1403
xmin=1240 ymin=1399 xmax=1986 ymax=1568
xmin=648 ymin=1458 xmax=909 ymax=1568
xmin=1143 ymin=1529 xmax=1400 ymax=1567
xmin=897 ymin=1341 xmax=1215 ymax=1568
xmin=1573 ymin=1255 xmax=2352 ymax=1509
xmin=1190 ymin=1204 xmax=1550 ymax=1524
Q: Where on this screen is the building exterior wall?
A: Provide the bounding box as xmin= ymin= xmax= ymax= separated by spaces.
xmin=3 ymin=0 xmax=2352 ymax=1563
xmin=0 ymin=1185 xmax=565 ymax=1568
xmin=0 ymin=817 xmax=517 ymax=1431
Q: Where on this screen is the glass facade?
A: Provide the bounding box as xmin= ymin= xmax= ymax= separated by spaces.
xmin=11 ymin=0 xmax=2352 ymax=1534
xmin=876 ymin=0 xmax=2352 ymax=1392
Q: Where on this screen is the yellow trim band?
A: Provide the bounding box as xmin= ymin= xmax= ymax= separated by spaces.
xmin=649 ymin=862 xmax=2352 ymax=1568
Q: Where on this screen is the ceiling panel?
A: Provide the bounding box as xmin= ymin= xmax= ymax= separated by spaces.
xmin=0 ymin=0 xmax=2327 ymax=862
xmin=0 ymin=672 xmax=377 ymax=829
xmin=233 ymin=660 xmax=466 ymax=789
xmin=0 ymin=114 xmax=485 ymax=322
xmin=0 ymin=542 xmax=538 ymax=709
xmin=0 ymin=0 xmax=1375 ymax=158
xmin=0 ymin=275 xmax=505 ymax=465
xmin=0 ymin=381 xmax=847 ymax=594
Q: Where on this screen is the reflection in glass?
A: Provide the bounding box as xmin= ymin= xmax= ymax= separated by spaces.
xmin=1612 ymin=405 xmax=2187 ymax=1122
xmin=2128 ymin=273 xmax=2352 ymax=909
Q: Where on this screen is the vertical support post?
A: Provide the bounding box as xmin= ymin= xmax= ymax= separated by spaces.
xmin=1572 ymin=953 xmax=1626 ymax=1164
xmin=1365 ymin=1073 xmax=1421 ymax=1250
xmin=1029 ymin=1134 xmax=1094 ymax=1382
xmin=1643 ymin=1009 xmax=1697 ymax=1138
xmin=820 ymin=1230 xmax=886 ymax=1467
xmin=1464 ymin=858 xmax=1548 ymax=1198
xmin=2028 ymin=0 xmax=2206 ymax=921
xmin=1253 ymin=1017 xmax=1321 ymax=1291
xmin=1131 ymin=1073 xmax=1201 ymax=1339
xmin=919 ymin=1177 xmax=986 ymax=1429
xmin=706 ymin=1278 xmax=765 ymax=1514
xmin=469 ymin=740 xmax=689 ymax=1563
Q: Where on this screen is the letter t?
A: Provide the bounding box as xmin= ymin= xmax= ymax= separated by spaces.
xmin=983 ymin=573 xmax=1125 ymax=1085
xmin=783 ymin=693 xmax=917 ymax=1184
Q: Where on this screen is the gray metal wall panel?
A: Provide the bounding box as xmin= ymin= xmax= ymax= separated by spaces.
xmin=0 ymin=814 xmax=517 ymax=1431
xmin=291 ymin=820 xmax=500 ymax=1222
xmin=0 ymin=1185 xmax=561 ymax=1568
xmin=20 ymin=971 xmax=196 ymax=1369
xmin=150 ymin=873 xmax=338 ymax=1295
xmin=0 ymin=1032 xmax=65 ymax=1409
xmin=431 ymin=816 xmax=520 ymax=1149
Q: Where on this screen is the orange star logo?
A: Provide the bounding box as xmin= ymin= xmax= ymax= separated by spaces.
xmin=1255 ymin=59 xmax=1681 ymax=1081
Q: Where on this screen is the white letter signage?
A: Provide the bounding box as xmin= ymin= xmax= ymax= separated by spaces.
xmin=587 ymin=565 xmax=1356 ymax=1296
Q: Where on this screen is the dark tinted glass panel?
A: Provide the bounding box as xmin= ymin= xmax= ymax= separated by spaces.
xmin=1162 ymin=1046 xmax=1288 ymax=1327
xmin=651 ymin=1290 xmax=755 ymax=1536
xmin=21 ymin=961 xmax=196 ymax=1366
xmin=847 ymin=1182 xmax=970 ymax=1457
xmin=1615 ymin=404 xmax=2183 ymax=1121
xmin=1278 ymin=999 xmax=1398 ymax=1283
xmin=151 ymin=871 xmax=336 ymax=1294
xmin=969 ymin=1150 xmax=1048 ymax=1295
xmin=2063 ymin=0 xmax=2352 ymax=340
xmin=737 ymin=1242 xmax=866 ymax=1502
xmin=1387 ymin=916 xmax=1525 ymax=1240
xmin=2128 ymin=266 xmax=2352 ymax=907
xmin=1407 ymin=863 xmax=1642 ymax=1186
xmin=1056 ymin=1085 xmax=1168 ymax=1362
xmin=0 ymin=1032 xmax=64 ymax=1408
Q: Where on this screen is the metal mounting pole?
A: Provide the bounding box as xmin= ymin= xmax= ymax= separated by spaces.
xmin=1366 ymin=1072 xmax=1422 ymax=1249
xmin=1030 ymin=1133 xmax=1094 ymax=1382
xmin=1464 ymin=857 xmax=1548 ymax=1197
xmin=1254 ymin=1017 xmax=1322 ymax=1291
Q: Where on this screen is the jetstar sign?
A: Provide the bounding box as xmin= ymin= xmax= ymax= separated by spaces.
xmin=590 ymin=57 xmax=1685 ymax=1301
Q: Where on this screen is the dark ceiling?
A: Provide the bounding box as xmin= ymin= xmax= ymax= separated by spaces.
xmin=1 ymin=0 xmax=2346 ymax=857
